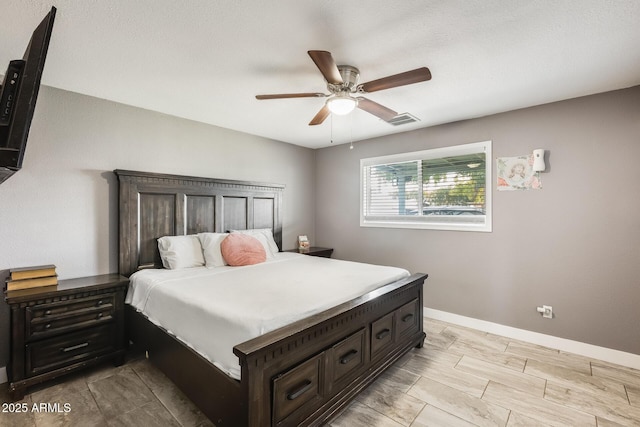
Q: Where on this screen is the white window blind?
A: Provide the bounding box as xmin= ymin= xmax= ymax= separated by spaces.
xmin=361 ymin=141 xmax=492 ymax=232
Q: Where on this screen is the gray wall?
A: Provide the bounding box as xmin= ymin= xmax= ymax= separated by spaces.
xmin=315 ymin=85 xmax=640 ymax=355
xmin=0 ymin=86 xmax=316 ymax=367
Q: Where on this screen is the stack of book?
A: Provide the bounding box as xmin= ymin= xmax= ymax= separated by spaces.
xmin=5 ymin=264 xmax=57 ymax=291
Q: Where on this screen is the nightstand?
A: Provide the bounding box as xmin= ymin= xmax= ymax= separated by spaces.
xmin=286 ymin=247 xmax=334 ymax=258
xmin=4 ymin=273 xmax=128 ymax=400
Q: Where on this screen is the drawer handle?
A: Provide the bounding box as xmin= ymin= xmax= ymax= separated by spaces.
xmin=97 ymin=313 xmax=104 ymax=319
xmin=376 ymin=329 xmax=391 ymax=340
xmin=44 ymin=323 xmax=51 ymax=330
xmin=286 ymin=380 xmax=313 ymax=401
xmin=60 ymin=342 xmax=89 ymax=353
xmin=97 ymin=300 xmax=103 ymax=306
xmin=339 ymin=349 xmax=359 ymax=365
xmin=45 ymin=310 xmax=52 ymax=316
xmin=402 ymin=313 xmax=414 ymax=323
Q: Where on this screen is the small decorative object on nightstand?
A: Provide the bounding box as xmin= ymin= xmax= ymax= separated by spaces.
xmin=4 ymin=273 xmax=128 ymax=400
xmin=287 ymin=246 xmax=334 ymax=258
xmin=298 ymin=235 xmax=310 ymax=250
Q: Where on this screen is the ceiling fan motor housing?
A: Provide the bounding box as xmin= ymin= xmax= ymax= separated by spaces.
xmin=328 ymin=65 xmax=360 ymax=94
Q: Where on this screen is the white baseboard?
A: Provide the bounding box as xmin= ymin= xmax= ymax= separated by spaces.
xmin=0 ymin=366 xmax=6 ymax=385
xmin=425 ymin=308 xmax=640 ymax=370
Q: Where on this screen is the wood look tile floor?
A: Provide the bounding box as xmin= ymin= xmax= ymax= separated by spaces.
xmin=2 ymin=317 xmax=640 ymax=426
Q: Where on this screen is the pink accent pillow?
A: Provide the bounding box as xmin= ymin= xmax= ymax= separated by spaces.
xmin=220 ymin=233 xmax=267 ymax=266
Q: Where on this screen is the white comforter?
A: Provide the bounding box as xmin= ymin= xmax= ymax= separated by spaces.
xmin=126 ymin=252 xmax=409 ymax=379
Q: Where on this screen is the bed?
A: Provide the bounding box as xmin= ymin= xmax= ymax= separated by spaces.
xmin=115 ymin=169 xmax=428 ymax=427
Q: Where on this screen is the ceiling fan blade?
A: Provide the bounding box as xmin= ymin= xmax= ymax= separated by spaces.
xmin=360 ymin=67 xmax=431 ymax=93
xmin=356 ymin=97 xmax=398 ymax=121
xmin=308 ymin=50 xmax=343 ymax=85
xmin=309 ymin=105 xmax=330 ymax=126
xmin=256 ymin=93 xmax=326 ymax=100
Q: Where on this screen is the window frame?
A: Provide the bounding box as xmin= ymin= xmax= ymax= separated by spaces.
xmin=360 ymin=140 xmax=492 ymax=232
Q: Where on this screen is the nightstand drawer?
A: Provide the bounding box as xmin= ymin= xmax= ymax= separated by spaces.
xmin=26 ymin=294 xmax=115 ymax=340
xmin=26 ymin=324 xmax=116 ymax=376
xmin=27 ymin=293 xmax=115 ymax=320
xmin=27 ymin=306 xmax=114 ymax=340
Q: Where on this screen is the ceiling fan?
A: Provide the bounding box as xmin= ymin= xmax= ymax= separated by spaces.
xmin=255 ymin=50 xmax=432 ymax=126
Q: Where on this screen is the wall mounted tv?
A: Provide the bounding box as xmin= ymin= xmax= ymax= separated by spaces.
xmin=0 ymin=6 xmax=56 ymax=184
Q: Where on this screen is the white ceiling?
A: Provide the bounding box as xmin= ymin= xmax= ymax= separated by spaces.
xmin=2 ymin=1 xmax=639 ymax=149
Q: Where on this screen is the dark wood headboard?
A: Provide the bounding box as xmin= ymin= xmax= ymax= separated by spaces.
xmin=115 ymin=170 xmax=284 ymax=277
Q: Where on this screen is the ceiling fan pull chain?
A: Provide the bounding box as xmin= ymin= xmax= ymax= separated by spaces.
xmin=330 ymin=114 xmax=334 ymax=144
xmin=350 ymin=114 xmax=354 ymax=150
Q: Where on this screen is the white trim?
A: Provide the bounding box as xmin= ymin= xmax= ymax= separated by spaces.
xmin=360 ymin=219 xmax=490 ymax=232
xmin=0 ymin=366 xmax=7 ymax=385
xmin=425 ymin=308 xmax=640 ymax=370
xmin=361 ymin=141 xmax=491 ymax=167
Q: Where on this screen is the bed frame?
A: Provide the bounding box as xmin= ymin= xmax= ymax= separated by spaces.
xmin=115 ymin=169 xmax=427 ymax=427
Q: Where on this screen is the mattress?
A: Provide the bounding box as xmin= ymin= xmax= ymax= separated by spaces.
xmin=125 ymin=252 xmax=410 ymax=380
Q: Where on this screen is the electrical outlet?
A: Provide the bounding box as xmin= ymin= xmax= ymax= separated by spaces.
xmin=536 ymin=305 xmax=553 ymax=319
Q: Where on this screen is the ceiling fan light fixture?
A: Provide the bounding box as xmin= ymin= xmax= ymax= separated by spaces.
xmin=326 ymin=95 xmax=357 ymax=115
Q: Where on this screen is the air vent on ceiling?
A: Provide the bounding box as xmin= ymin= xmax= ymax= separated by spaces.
xmin=387 ymin=113 xmax=420 ymax=126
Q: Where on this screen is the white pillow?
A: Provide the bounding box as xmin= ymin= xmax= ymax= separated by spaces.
xmin=157 ymin=235 xmax=205 ymax=269
xmin=230 ymin=228 xmax=279 ymax=258
xmin=197 ymin=232 xmax=229 ymax=267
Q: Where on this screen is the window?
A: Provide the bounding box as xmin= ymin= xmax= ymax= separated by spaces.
xmin=360 ymin=141 xmax=492 ymax=232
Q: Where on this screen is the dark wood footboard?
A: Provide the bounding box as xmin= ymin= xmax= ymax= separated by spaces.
xmin=127 ymin=272 xmax=426 ymax=426
xmin=235 ymin=272 xmax=427 ymax=426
